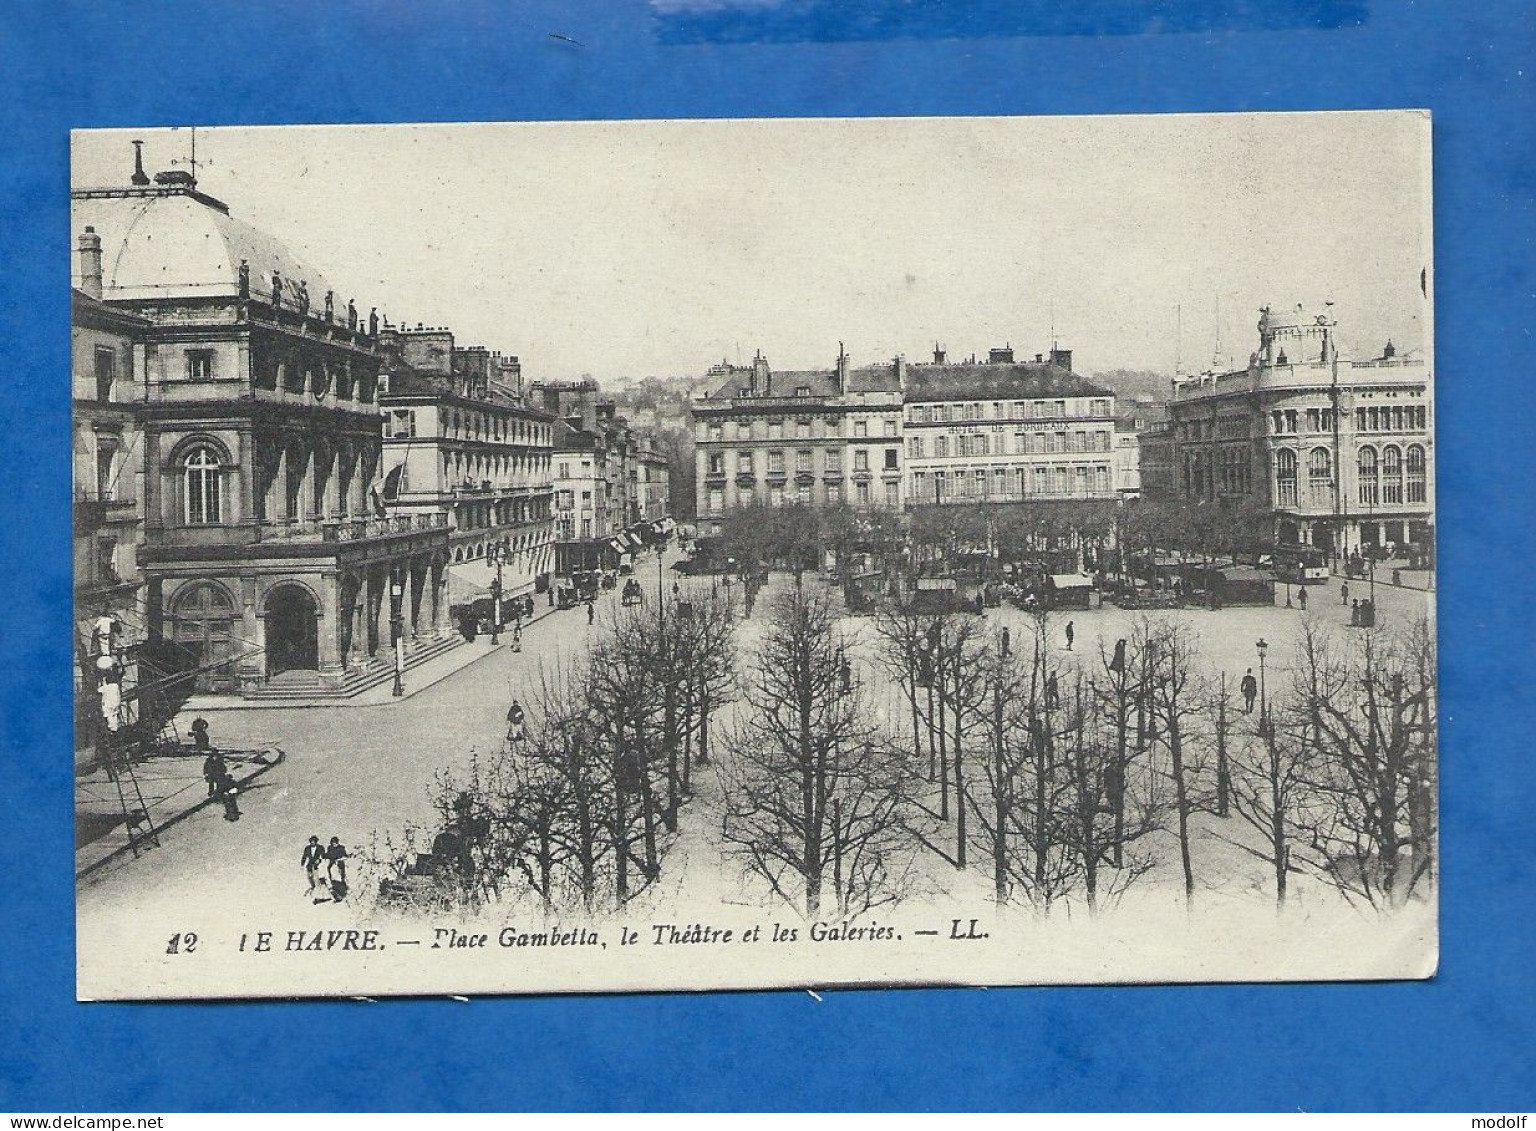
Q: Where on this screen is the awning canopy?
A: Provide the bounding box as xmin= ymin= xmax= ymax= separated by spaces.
xmin=447 ymin=560 xmax=497 ymax=599
xmin=1218 ymin=567 xmax=1276 ymax=583
xmin=1051 ymin=573 xmax=1094 ymax=589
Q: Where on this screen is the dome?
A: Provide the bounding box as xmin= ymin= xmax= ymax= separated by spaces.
xmin=70 ymin=187 xmax=335 ymax=303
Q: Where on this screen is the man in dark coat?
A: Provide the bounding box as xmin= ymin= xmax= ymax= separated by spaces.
xmin=301 ymin=835 xmax=325 ymax=895
xmin=202 ymin=749 xmax=227 ymax=798
xmin=1240 ymin=669 xmax=1258 ymax=714
xmin=325 ymin=837 xmax=350 ymax=899
xmin=1065 ymin=621 xmax=1075 ymax=651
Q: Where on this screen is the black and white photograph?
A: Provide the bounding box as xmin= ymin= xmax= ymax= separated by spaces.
xmin=70 ymin=113 xmax=1436 ymax=1000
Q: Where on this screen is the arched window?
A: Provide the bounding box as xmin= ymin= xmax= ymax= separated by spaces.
xmin=1407 ymin=444 xmax=1427 ymax=503
xmin=1275 ymin=449 xmax=1297 ymax=506
xmin=1358 ymin=446 xmax=1379 ymax=506
xmin=1308 ymin=447 xmax=1332 ymax=504
xmin=1382 ymin=445 xmax=1403 ymax=505
xmin=183 ymin=445 xmax=224 ymax=525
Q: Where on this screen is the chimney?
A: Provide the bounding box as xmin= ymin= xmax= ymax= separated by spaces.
xmin=989 ymin=345 xmax=1015 ymax=364
xmin=77 ymin=226 xmax=103 ymax=298
xmin=1049 ymin=347 xmax=1073 ymax=372
xmin=751 ymin=349 xmax=768 ymax=392
xmin=835 ymin=342 xmax=849 ymax=393
xmin=130 ymin=140 xmax=150 ymax=186
xmin=894 ymin=355 xmax=907 ymax=387
xmin=933 ymin=342 xmax=946 ymax=365
xmin=1383 ymin=339 xmax=1396 ymax=360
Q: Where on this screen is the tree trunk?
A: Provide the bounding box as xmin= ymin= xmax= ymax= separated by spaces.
xmin=953 ymin=650 xmax=966 ymax=868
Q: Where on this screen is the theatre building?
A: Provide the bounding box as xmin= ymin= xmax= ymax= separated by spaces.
xmin=71 ymin=162 xmax=451 ymax=697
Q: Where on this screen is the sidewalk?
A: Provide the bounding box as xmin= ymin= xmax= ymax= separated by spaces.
xmin=178 ymin=599 xmax=570 ymax=713
xmin=76 ymin=744 xmax=285 ymax=880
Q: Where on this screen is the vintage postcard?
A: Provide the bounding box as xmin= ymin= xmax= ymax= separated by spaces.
xmin=72 ymin=113 xmax=1435 ymax=1000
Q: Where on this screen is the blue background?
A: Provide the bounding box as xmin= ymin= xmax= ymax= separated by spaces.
xmin=2 ymin=0 xmax=1532 ymax=1112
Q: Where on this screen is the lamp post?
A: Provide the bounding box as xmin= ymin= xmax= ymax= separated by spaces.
xmin=490 ymin=546 xmax=503 ymax=646
xmin=391 ymin=570 xmax=405 ymax=697
xmin=1255 ymin=637 xmax=1269 ymax=739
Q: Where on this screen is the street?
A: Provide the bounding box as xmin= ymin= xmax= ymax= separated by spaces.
xmin=79 ymin=552 xmax=1433 ymax=940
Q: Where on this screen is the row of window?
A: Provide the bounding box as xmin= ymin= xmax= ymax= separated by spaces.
xmin=910 ymin=464 xmax=1113 ymax=501
xmin=703 ymin=416 xmax=899 ymax=443
xmin=907 ymin=430 xmax=1113 ymax=458
xmin=1272 ymin=444 xmax=1428 ymax=507
xmin=707 ymin=447 xmax=900 ymax=476
xmin=1356 ymin=404 xmax=1427 ymax=433
xmin=907 ymin=398 xmax=1112 ymax=424
xmin=704 ymin=480 xmax=899 ymax=513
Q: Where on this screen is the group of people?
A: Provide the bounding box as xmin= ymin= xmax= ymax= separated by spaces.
xmin=302 ymin=835 xmax=352 ymax=902
xmin=193 ymin=718 xmax=242 ymax=823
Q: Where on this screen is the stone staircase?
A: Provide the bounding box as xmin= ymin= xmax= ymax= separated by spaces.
xmin=243 ymin=634 xmax=464 ymax=701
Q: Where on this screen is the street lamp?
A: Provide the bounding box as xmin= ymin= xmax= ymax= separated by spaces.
xmin=391 ymin=571 xmax=405 ymax=697
xmin=489 ymin=545 xmax=504 ymax=646
xmin=1255 ymin=637 xmax=1269 ymax=739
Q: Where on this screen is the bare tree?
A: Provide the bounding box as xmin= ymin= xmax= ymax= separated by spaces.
xmin=1143 ymin=618 xmax=1210 ymax=905
xmin=1293 ymin=617 xmax=1438 ymax=909
xmin=718 ymin=587 xmax=920 ymax=915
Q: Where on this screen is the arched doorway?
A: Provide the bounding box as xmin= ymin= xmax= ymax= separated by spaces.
xmin=265 ymin=585 xmax=319 ymax=676
xmin=170 ymin=582 xmax=237 ymax=693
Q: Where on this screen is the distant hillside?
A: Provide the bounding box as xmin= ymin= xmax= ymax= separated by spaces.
xmin=1089 ymin=368 xmax=1176 ymax=403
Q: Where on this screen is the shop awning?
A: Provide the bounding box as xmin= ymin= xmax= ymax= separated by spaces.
xmin=448 ymin=560 xmax=498 ymax=599
xmin=1051 ymin=573 xmax=1095 ymax=590
xmin=608 ymin=536 xmax=628 ymax=555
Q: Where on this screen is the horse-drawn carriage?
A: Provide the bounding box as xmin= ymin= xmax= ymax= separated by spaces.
xmin=621 ymin=578 xmax=644 ymax=606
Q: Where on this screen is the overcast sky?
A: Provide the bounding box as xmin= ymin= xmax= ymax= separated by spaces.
xmin=72 ymin=113 xmax=1431 ymax=383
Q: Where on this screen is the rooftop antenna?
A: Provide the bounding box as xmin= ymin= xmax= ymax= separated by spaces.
xmin=1050 ymin=297 xmax=1057 ymax=350
xmin=1212 ymin=292 xmax=1222 ymax=370
xmin=169 ymin=125 xmax=207 ymax=187
xmin=1174 ymin=303 xmax=1184 ymax=377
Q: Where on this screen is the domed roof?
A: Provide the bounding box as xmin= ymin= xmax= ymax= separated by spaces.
xmin=70 ymin=187 xmax=334 ymax=302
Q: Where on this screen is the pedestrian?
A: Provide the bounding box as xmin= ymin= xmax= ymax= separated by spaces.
xmin=672 ymin=581 xmax=681 ymax=600
xmin=1240 ymin=668 xmax=1258 ymax=714
xmin=202 ymin=748 xmax=227 ymax=798
xmin=325 ymin=837 xmax=350 ymax=900
xmin=1341 ymin=580 xmax=1350 ymax=606
xmin=301 ymin=835 xmax=325 ymax=895
xmin=1001 ymin=626 xmax=1011 ymax=657
xmin=1351 ymin=598 xmax=1360 ymax=626
xmin=511 ymin=622 xmax=522 ymax=653
xmin=506 ymin=698 xmax=526 ymax=744
xmin=1065 ymin=621 xmax=1074 ymax=651
xmin=587 ymin=599 xmax=595 ymax=625
xmin=1297 ymin=586 xmax=1308 ymax=612
xmin=1393 ymin=567 xmax=1402 ymax=587
xmin=190 ymin=716 xmax=212 ymax=751
xmin=1046 ymin=672 xmax=1060 ymax=710
xmin=218 ymin=770 xmax=241 ymax=822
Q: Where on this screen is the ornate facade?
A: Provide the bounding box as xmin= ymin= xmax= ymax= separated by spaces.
xmin=1166 ymin=304 xmax=1434 ymax=558
xmin=71 ymin=174 xmax=452 ymax=696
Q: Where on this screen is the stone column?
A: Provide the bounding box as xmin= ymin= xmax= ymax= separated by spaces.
xmin=409 ymin=556 xmax=427 ymax=638
xmin=238 ymin=575 xmax=264 ymax=691
xmin=317 ymin=570 xmax=343 ymax=685
xmin=432 ymin=556 xmax=452 ymax=638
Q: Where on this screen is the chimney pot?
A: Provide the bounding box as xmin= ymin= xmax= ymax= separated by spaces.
xmin=77 ymin=226 xmax=104 ymax=298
